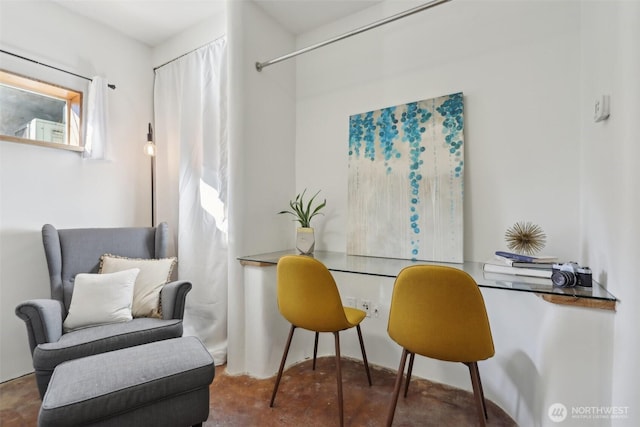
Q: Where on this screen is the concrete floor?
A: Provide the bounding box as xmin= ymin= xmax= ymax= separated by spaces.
xmin=0 ymin=357 xmax=516 ymax=426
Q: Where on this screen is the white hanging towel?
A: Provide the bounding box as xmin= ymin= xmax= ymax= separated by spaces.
xmin=83 ymin=76 xmax=108 ymax=159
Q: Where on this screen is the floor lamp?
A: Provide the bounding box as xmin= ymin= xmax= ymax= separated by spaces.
xmin=143 ymin=123 xmax=156 ymax=227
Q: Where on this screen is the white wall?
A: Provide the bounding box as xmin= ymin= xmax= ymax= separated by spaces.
xmin=152 ymin=8 xmax=227 ymax=69
xmin=295 ymin=0 xmax=581 ymax=260
xmin=580 ymin=2 xmax=640 ymax=427
xmin=228 ymin=2 xmax=639 ymax=423
xmin=225 ymin=0 xmax=297 ymax=374
xmin=0 ymin=1 xmax=154 ymax=380
xmin=282 ymin=0 xmax=633 ymax=425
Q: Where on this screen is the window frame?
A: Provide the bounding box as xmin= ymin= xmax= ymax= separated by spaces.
xmin=0 ymin=69 xmax=84 ymax=152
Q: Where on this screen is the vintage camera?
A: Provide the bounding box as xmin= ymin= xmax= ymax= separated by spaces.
xmin=551 ymin=262 xmax=592 ymax=288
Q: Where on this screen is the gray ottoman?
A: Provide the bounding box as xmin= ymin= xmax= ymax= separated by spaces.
xmin=38 ymin=336 xmax=215 ymax=427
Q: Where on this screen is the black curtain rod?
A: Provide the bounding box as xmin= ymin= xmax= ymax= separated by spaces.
xmin=0 ymin=49 xmax=116 ymax=90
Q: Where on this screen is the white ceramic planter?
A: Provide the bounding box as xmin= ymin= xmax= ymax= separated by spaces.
xmin=296 ymin=227 xmax=315 ymax=255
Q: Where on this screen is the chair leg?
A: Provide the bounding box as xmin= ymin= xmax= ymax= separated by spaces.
xmin=386 ymin=348 xmax=409 ymax=427
xmin=403 ymin=352 xmax=415 ymax=398
xmin=333 ymin=331 xmax=344 ymax=427
xmin=472 ymin=361 xmax=489 ymax=420
xmin=466 ymin=362 xmax=488 ymax=427
xmin=270 ymin=325 xmax=297 ymax=407
xmin=313 ymin=331 xmax=319 ymax=370
xmin=356 ymin=325 xmax=372 ymax=386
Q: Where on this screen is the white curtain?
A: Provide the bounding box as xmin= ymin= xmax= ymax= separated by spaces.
xmin=154 ymin=38 xmax=228 ymax=364
xmin=83 ymin=76 xmax=108 ymax=159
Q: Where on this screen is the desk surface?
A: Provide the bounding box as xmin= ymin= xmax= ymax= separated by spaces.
xmin=238 ymin=250 xmax=617 ymax=310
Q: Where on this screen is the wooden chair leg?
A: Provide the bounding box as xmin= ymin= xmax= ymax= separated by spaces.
xmin=386 ymin=348 xmax=409 ymax=427
xmin=466 ymin=362 xmax=488 ymax=427
xmin=356 ymin=325 xmax=372 ymax=386
xmin=472 ymin=362 xmax=489 ymax=419
xmin=313 ymin=332 xmax=319 ymax=370
xmin=333 ymin=331 xmax=344 ymax=427
xmin=270 ymin=325 xmax=296 ymax=407
xmin=403 ymin=352 xmax=415 ymax=398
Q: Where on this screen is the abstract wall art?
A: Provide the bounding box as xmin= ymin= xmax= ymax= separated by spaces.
xmin=347 ymin=92 xmax=464 ymax=263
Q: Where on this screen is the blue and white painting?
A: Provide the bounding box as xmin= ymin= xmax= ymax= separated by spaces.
xmin=347 ymin=92 xmax=464 ymax=263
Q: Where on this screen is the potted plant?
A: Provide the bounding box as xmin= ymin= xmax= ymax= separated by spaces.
xmin=278 ymin=189 xmax=326 ymax=255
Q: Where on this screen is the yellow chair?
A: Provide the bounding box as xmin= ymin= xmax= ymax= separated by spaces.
xmin=270 ymin=255 xmax=372 ymax=427
xmin=386 ymin=265 xmax=495 ymax=427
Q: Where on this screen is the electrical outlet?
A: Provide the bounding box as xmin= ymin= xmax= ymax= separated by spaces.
xmin=372 ymin=305 xmax=381 ymax=318
xmin=345 ymin=297 xmax=357 ymax=308
xmin=359 ymin=299 xmax=371 ymax=317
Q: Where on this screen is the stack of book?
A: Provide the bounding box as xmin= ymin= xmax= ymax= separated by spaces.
xmin=483 ymin=251 xmax=558 ymax=278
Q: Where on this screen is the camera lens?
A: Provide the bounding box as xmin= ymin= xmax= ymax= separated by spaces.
xmin=551 ymin=270 xmax=576 ymax=287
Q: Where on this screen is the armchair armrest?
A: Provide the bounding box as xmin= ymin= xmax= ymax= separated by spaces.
xmin=15 ymin=299 xmax=64 ymax=355
xmin=160 ymin=280 xmax=192 ymax=320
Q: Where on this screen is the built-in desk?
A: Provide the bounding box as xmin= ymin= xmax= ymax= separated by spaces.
xmin=238 ymin=250 xmax=617 ymax=311
xmin=237 ymin=250 xmax=616 ymax=426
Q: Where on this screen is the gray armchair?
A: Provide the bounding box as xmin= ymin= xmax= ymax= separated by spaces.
xmin=15 ymin=223 xmax=192 ymax=398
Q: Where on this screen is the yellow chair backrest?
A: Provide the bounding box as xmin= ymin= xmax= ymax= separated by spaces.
xmin=388 ymin=265 xmax=495 ymax=362
xmin=277 ymin=255 xmax=351 ymax=332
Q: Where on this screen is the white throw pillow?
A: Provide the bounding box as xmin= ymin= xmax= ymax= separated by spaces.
xmin=99 ymin=254 xmax=177 ymax=318
xmin=63 ymin=268 xmax=139 ymax=332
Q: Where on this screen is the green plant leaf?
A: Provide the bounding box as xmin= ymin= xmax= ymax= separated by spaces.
xmin=276 ymin=188 xmax=326 ymax=228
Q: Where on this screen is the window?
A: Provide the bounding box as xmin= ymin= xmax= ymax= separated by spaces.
xmin=0 ymin=69 xmax=83 ymax=151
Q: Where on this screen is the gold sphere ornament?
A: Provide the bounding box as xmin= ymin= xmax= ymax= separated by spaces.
xmin=505 ymin=221 xmax=546 ymax=255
